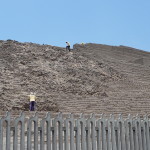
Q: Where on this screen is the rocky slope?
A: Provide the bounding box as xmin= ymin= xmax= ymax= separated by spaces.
xmin=0 ymin=40 xmax=150 ymax=115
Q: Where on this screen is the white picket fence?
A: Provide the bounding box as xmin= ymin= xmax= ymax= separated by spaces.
xmin=0 ymin=112 xmax=150 ymax=150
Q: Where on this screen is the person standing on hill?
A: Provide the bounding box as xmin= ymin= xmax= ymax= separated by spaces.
xmin=29 ymin=92 xmax=36 ymax=111
xmin=66 ymin=42 xmax=71 ymax=51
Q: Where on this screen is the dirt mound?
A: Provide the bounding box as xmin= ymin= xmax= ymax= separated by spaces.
xmin=0 ymin=40 xmax=150 ymax=115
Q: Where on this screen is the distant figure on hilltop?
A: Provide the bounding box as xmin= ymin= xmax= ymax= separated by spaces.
xmin=66 ymin=42 xmax=70 ymax=51
xmin=29 ymin=92 xmax=36 ymax=111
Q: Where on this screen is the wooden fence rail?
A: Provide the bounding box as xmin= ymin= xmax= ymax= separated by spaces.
xmin=0 ymin=112 xmax=150 ymax=150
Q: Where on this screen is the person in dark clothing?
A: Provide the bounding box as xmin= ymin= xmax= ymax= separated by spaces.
xmin=66 ymin=42 xmax=71 ymax=51
xmin=29 ymin=92 xmax=36 ymax=111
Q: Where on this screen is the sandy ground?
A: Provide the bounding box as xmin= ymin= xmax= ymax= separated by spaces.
xmin=0 ymin=40 xmax=150 ymax=115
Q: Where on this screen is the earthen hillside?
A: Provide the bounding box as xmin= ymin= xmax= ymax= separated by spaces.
xmin=0 ymin=40 xmax=150 ymax=115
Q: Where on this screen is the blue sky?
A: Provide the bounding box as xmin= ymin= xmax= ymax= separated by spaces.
xmin=0 ymin=0 xmax=150 ymax=51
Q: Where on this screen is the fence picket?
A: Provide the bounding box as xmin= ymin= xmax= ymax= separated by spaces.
xmin=141 ymin=117 xmax=146 ymax=150
xmin=40 ymin=112 xmax=51 ymax=150
xmin=125 ymin=114 xmax=134 ymax=150
xmin=0 ymin=112 xmax=11 ymax=150
xmin=96 ymin=114 xmax=103 ymax=150
xmin=27 ymin=112 xmax=38 ymax=150
xmin=86 ymin=114 xmax=96 ymax=150
xmin=64 ymin=113 xmax=75 ymax=150
xmin=76 ymin=114 xmax=86 ymax=150
xmin=108 ymin=114 xmax=116 ymax=150
xmin=133 ymin=115 xmax=143 ymax=150
xmin=118 ymin=114 xmax=126 ymax=150
xmin=52 ymin=112 xmax=63 ymax=150
xmin=143 ymin=115 xmax=150 ymax=150
xmin=0 ymin=117 xmax=3 ymax=150
xmin=96 ymin=114 xmax=107 ymax=150
xmin=13 ymin=112 xmax=25 ymax=150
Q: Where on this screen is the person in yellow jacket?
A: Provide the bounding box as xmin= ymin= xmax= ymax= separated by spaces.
xmin=66 ymin=42 xmax=71 ymax=51
xmin=29 ymin=92 xmax=36 ymax=111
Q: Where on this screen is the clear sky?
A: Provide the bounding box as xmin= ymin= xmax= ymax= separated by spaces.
xmin=0 ymin=0 xmax=150 ymax=51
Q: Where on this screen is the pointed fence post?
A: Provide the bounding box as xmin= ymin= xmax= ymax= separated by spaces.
xmin=75 ymin=113 xmax=86 ymax=150
xmin=144 ymin=115 xmax=150 ymax=150
xmin=96 ymin=114 xmax=107 ymax=150
xmin=52 ymin=112 xmax=63 ymax=150
xmin=27 ymin=112 xmax=38 ymax=150
xmin=86 ymin=113 xmax=96 ymax=150
xmin=40 ymin=112 xmax=51 ymax=150
xmin=141 ymin=115 xmax=147 ymax=150
xmin=64 ymin=113 xmax=75 ymax=150
xmin=108 ymin=114 xmax=117 ymax=150
xmin=0 ymin=116 xmax=3 ymax=150
xmin=125 ymin=114 xmax=134 ymax=150
xmin=0 ymin=112 xmax=11 ymax=150
xmin=117 ymin=114 xmax=126 ymax=150
xmin=13 ymin=112 xmax=25 ymax=150
xmin=134 ymin=114 xmax=142 ymax=150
